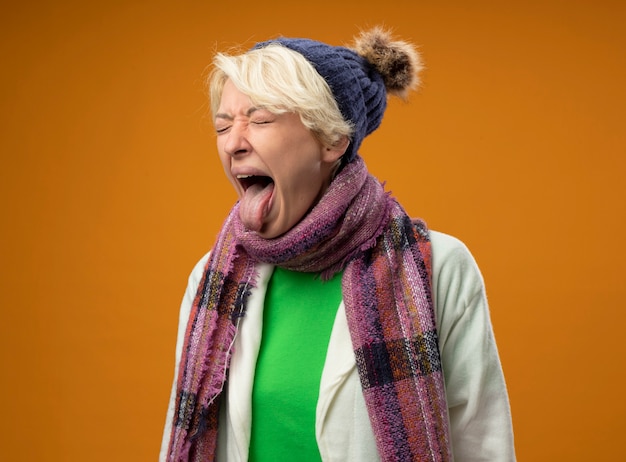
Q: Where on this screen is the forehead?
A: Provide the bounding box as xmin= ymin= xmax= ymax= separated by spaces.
xmin=216 ymin=80 xmax=255 ymax=113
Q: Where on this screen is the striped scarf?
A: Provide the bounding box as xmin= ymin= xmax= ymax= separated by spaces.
xmin=166 ymin=156 xmax=452 ymax=461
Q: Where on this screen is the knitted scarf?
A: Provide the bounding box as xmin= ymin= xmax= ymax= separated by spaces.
xmin=166 ymin=156 xmax=452 ymax=461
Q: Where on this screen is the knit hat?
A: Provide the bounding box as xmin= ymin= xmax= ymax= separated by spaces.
xmin=253 ymin=27 xmax=422 ymax=162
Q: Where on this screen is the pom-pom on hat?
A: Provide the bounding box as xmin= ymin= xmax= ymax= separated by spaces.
xmin=253 ymin=27 xmax=422 ymax=163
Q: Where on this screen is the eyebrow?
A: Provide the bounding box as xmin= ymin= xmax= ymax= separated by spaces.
xmin=215 ymin=107 xmax=262 ymax=121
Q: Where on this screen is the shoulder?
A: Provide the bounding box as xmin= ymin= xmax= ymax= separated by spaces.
xmin=179 ymin=251 xmax=211 ymax=322
xmin=429 ymin=230 xmax=482 ymax=280
xmin=428 ymin=230 xmax=487 ymax=318
xmin=187 ymin=251 xmax=211 ymax=286
xmin=429 ymin=230 xmax=472 ymax=261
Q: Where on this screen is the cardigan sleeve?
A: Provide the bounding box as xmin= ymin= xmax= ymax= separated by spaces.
xmin=159 ymin=252 xmax=211 ymax=462
xmin=430 ymin=231 xmax=516 ymax=461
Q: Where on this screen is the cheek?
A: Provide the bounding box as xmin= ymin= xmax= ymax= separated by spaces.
xmin=216 ymin=146 xmax=230 ymax=172
xmin=216 ymin=149 xmax=240 ymax=194
xmin=216 ymin=140 xmax=227 ymax=161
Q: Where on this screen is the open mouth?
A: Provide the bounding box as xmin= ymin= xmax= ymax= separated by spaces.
xmin=236 ymin=174 xmax=274 ymax=191
xmin=236 ymin=174 xmax=276 ymax=232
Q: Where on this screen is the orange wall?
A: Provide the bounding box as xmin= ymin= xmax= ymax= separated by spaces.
xmin=1 ymin=1 xmax=625 ymax=460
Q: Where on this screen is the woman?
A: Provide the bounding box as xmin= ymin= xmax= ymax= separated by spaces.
xmin=161 ymin=27 xmax=515 ymax=461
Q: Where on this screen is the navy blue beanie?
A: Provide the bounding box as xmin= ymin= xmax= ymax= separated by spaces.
xmin=253 ymin=28 xmax=421 ymax=163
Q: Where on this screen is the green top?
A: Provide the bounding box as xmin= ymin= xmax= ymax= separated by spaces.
xmin=248 ymin=267 xmax=343 ymax=462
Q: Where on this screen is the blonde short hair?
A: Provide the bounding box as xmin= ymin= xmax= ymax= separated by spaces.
xmin=208 ymin=43 xmax=354 ymax=148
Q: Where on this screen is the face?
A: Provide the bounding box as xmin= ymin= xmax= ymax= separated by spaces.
xmin=215 ymin=79 xmax=346 ymax=238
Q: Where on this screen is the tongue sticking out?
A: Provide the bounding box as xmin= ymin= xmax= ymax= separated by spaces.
xmin=239 ymin=181 xmax=275 ymax=232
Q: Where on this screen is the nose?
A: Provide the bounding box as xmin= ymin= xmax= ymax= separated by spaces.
xmin=222 ymin=122 xmax=251 ymax=157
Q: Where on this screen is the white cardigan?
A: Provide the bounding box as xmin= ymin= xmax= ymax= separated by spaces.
xmin=160 ymin=231 xmax=516 ymax=461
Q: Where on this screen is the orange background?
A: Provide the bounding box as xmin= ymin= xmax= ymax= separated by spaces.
xmin=1 ymin=1 xmax=625 ymax=460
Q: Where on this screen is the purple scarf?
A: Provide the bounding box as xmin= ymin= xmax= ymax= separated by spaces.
xmin=166 ymin=156 xmax=452 ymax=461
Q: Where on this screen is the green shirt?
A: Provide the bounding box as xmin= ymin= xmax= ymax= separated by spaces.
xmin=248 ymin=267 xmax=343 ymax=462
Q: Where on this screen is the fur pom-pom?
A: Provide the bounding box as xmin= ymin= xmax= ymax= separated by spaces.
xmin=351 ymin=26 xmax=422 ymax=99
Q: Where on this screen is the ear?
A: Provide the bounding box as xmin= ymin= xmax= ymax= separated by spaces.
xmin=322 ymin=135 xmax=350 ymax=164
